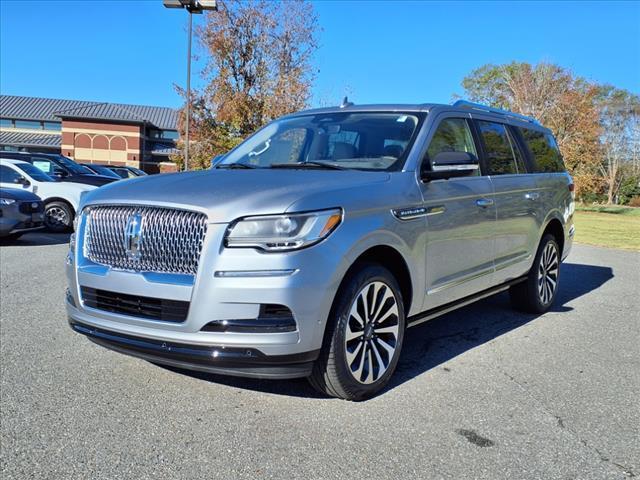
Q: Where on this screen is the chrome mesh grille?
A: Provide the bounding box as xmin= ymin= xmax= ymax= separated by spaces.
xmin=84 ymin=205 xmax=208 ymax=275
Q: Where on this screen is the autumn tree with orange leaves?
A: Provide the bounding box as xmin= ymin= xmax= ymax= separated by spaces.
xmin=172 ymin=0 xmax=318 ymax=170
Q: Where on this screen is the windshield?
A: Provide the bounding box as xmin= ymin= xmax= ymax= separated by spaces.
xmin=15 ymin=162 xmax=55 ymax=182
xmin=51 ymin=155 xmax=92 ymax=174
xmin=218 ymin=112 xmax=424 ymax=171
xmin=90 ymin=164 xmax=121 ymax=178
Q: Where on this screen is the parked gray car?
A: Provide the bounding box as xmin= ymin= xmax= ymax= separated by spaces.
xmin=66 ymin=100 xmax=574 ymax=400
xmin=0 ymin=187 xmax=44 ymax=240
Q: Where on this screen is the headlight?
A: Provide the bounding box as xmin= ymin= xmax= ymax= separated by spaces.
xmin=0 ymin=198 xmax=16 ymax=205
xmin=226 ymin=208 xmax=342 ymax=251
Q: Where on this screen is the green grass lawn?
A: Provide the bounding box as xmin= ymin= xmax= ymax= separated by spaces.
xmin=574 ymin=205 xmax=640 ymax=251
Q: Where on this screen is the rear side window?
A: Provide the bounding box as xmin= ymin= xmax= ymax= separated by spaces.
xmin=476 ymin=121 xmax=519 ymax=175
xmin=519 ymin=128 xmax=565 ymax=173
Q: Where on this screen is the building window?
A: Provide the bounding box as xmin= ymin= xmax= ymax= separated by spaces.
xmin=0 ymin=118 xmax=14 ymax=128
xmin=14 ymin=120 xmax=42 ymax=130
xmin=150 ymin=129 xmax=179 ymax=140
xmin=43 ymin=122 xmax=61 ymax=131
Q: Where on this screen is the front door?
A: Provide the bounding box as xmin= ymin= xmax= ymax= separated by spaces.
xmin=418 ymin=115 xmax=496 ymax=310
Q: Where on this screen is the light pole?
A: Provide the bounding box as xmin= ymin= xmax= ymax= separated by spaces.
xmin=163 ymin=0 xmax=217 ymax=172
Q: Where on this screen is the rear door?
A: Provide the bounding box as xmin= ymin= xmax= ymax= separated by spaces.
xmin=473 ymin=118 xmax=541 ymax=283
xmin=418 ymin=114 xmax=497 ymax=310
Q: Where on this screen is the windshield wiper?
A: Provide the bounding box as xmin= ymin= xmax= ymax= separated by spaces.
xmin=216 ymin=162 xmax=258 ymax=169
xmin=270 ymin=161 xmax=347 ymax=170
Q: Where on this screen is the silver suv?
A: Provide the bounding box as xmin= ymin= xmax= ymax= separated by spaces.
xmin=66 ymin=100 xmax=574 ymax=400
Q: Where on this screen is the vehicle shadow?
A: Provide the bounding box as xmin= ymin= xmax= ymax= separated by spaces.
xmin=0 ymin=232 xmax=71 ymax=247
xmin=157 ymin=262 xmax=614 ymax=399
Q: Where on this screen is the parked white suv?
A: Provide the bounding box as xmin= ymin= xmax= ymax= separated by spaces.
xmin=0 ymin=159 xmax=96 ymax=232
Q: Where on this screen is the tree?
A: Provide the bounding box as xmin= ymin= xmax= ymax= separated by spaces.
xmin=172 ymin=0 xmax=319 ymax=170
xmin=597 ymin=87 xmax=640 ymax=204
xmin=460 ymin=62 xmax=603 ymax=200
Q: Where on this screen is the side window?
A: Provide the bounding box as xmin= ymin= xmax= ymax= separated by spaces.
xmin=519 ymin=128 xmax=565 ymax=173
xmin=0 ymin=165 xmax=22 ymax=183
xmin=506 ymin=127 xmax=528 ymax=173
xmin=31 ymin=159 xmax=55 ymax=174
xmin=477 ymin=121 xmax=518 ymax=175
xmin=425 ymin=118 xmax=478 ymax=173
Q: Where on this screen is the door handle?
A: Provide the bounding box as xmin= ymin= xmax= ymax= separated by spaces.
xmin=525 ymin=192 xmax=540 ymax=201
xmin=476 ymin=198 xmax=494 ymax=208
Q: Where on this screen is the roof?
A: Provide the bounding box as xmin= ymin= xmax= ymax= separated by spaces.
xmin=0 ymin=95 xmax=179 ymax=130
xmin=0 ymin=131 xmax=61 ymax=148
xmin=0 ymin=158 xmax=30 ymax=165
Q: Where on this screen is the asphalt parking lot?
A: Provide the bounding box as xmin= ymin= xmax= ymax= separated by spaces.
xmin=1 ymin=234 xmax=638 ymax=479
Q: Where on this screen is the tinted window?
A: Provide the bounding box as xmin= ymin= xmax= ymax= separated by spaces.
xmin=14 ymin=162 xmax=55 ymax=182
xmin=506 ymin=127 xmax=527 ymax=173
xmin=519 ymin=128 xmax=565 ymax=173
xmin=0 ymin=165 xmax=23 ymax=183
xmin=477 ymin=121 xmax=518 ymax=175
xmin=52 ymin=155 xmax=89 ymax=174
xmin=426 ymin=118 xmax=478 ymax=173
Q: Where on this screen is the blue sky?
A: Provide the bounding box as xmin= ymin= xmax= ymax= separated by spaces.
xmin=1 ymin=0 xmax=638 ymax=109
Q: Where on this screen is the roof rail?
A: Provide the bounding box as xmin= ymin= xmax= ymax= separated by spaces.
xmin=452 ymin=100 xmax=540 ymax=125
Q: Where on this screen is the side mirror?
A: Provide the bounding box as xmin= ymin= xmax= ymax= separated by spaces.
xmin=14 ymin=176 xmax=30 ymax=187
xmin=422 ymin=151 xmax=479 ymax=181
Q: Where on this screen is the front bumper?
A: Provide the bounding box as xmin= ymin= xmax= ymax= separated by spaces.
xmin=0 ymin=205 xmax=44 ymax=236
xmin=66 ymin=219 xmax=354 ymax=375
xmin=69 ymin=320 xmax=318 ymax=379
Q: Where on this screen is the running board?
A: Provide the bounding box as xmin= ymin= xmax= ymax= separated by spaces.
xmin=407 ymin=276 xmax=527 ymax=328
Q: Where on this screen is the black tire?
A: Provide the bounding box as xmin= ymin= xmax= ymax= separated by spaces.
xmin=510 ymin=234 xmax=561 ymax=314
xmin=44 ymin=201 xmax=74 ymax=233
xmin=309 ymin=263 xmax=406 ymax=401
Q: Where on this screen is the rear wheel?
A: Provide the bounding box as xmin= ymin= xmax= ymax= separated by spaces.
xmin=44 ymin=201 xmax=74 ymax=233
xmin=510 ymin=234 xmax=560 ymax=313
xmin=309 ymin=264 xmax=405 ymax=401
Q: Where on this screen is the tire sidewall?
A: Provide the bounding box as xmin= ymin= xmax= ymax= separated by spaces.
xmin=329 ymin=264 xmax=406 ymax=399
xmin=529 ymin=234 xmax=560 ymax=312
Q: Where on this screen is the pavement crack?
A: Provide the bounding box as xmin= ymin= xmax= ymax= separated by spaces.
xmin=498 ymin=367 xmax=635 ymax=478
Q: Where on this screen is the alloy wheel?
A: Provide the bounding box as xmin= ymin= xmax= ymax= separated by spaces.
xmin=537 ymin=242 xmax=559 ymax=305
xmin=45 ymin=206 xmax=68 ymax=228
xmin=344 ymin=281 xmax=400 ymax=384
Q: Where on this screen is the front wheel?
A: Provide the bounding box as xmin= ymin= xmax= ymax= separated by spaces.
xmin=44 ymin=201 xmax=74 ymax=233
xmin=309 ymin=264 xmax=405 ymax=401
xmin=510 ymin=234 xmax=561 ymax=313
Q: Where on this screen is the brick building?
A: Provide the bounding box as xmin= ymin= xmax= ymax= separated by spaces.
xmin=0 ymin=95 xmax=180 ymax=173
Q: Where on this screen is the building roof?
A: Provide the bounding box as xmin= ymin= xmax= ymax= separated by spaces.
xmin=0 ymin=95 xmax=179 ymax=130
xmin=0 ymin=131 xmax=61 ymax=148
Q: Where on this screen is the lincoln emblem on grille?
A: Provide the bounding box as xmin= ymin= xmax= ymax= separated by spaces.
xmin=123 ymin=213 xmax=143 ymax=260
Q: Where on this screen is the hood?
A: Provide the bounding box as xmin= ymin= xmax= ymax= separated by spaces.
xmin=82 ymin=169 xmax=390 ymax=223
xmin=0 ymin=187 xmax=42 ymax=201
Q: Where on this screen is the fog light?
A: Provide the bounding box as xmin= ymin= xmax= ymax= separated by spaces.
xmin=201 ymin=305 xmax=296 ymax=333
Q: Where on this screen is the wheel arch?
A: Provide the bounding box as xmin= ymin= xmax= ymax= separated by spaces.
xmin=541 ymin=216 xmax=565 ymax=256
xmin=44 ymin=197 xmax=76 ymax=215
xmin=340 ymin=244 xmax=414 ymax=316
